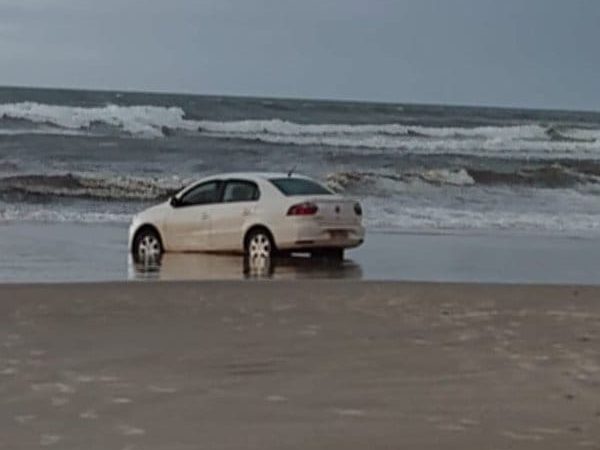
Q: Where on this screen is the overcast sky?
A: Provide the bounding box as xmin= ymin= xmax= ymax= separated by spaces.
xmin=1 ymin=0 xmax=599 ymax=110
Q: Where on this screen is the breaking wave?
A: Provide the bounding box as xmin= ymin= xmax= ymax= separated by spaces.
xmin=0 ymin=205 xmax=131 ymax=223
xmin=196 ymin=120 xmax=600 ymax=157
xmin=2 ymin=165 xmax=594 ymax=206
xmin=0 ymin=173 xmax=187 ymax=201
xmin=2 ymin=102 xmax=600 ymax=159
xmin=1 ymin=169 xmax=598 ymax=235
xmin=326 ymin=164 xmax=600 ymax=192
xmin=0 ymin=102 xmax=196 ymax=138
xmin=363 ymin=204 xmax=600 ymax=235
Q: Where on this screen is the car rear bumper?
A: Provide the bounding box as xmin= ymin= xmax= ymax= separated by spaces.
xmin=275 ymin=221 xmax=365 ymax=251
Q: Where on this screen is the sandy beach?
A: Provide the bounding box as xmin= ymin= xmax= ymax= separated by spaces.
xmin=1 ymin=281 xmax=599 ymax=449
xmin=2 ymin=4 xmax=600 ymax=449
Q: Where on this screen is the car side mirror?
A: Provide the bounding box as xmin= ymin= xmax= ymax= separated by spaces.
xmin=170 ymin=196 xmax=180 ymax=208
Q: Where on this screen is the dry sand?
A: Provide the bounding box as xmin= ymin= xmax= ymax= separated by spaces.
xmin=0 ymin=281 xmax=599 ymax=449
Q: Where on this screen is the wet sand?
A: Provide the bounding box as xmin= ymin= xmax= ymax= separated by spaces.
xmin=1 ymin=281 xmax=599 ymax=449
xmin=2 ymin=222 xmax=600 ymax=283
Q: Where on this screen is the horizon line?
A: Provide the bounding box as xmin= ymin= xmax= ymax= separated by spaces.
xmin=0 ymin=83 xmax=599 ymax=116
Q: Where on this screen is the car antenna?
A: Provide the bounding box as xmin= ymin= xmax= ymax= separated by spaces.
xmin=287 ymin=165 xmax=297 ymax=177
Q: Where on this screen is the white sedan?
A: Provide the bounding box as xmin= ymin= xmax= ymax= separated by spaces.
xmin=129 ymin=172 xmax=365 ymax=263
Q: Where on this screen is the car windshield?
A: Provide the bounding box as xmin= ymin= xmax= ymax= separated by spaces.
xmin=270 ymin=178 xmax=332 ymax=196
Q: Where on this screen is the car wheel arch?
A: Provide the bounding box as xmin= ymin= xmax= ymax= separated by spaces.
xmin=132 ymin=224 xmax=165 ymax=251
xmin=243 ymin=224 xmax=277 ymax=251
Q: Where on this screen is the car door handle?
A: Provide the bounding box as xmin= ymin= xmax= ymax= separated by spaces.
xmin=242 ymin=208 xmax=251 ymax=217
xmin=201 ymin=212 xmax=209 ymax=220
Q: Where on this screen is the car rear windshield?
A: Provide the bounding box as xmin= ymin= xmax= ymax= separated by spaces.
xmin=270 ymin=178 xmax=332 ymax=196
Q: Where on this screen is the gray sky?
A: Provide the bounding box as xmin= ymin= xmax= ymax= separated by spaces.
xmin=1 ymin=0 xmax=599 ymax=110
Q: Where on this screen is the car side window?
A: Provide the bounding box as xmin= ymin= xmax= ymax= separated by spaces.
xmin=179 ymin=181 xmax=221 ymax=207
xmin=222 ymin=180 xmax=259 ymax=203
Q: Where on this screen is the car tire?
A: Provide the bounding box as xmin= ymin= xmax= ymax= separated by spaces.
xmin=133 ymin=228 xmax=163 ymax=262
xmin=245 ymin=228 xmax=275 ymax=260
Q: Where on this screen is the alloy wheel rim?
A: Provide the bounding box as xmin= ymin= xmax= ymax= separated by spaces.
xmin=249 ymin=233 xmax=271 ymax=259
xmin=138 ymin=235 xmax=161 ymax=260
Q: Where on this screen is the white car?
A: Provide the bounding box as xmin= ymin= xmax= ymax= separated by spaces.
xmin=129 ymin=172 xmax=365 ymax=263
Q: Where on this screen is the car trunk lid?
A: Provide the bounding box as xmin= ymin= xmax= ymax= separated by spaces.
xmin=310 ymin=197 xmax=360 ymax=227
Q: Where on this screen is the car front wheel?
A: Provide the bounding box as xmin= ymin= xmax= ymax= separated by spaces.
xmin=133 ymin=228 xmax=163 ymax=262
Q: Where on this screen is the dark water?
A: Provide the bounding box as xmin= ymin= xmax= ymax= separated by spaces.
xmin=1 ymin=86 xmax=600 ymax=235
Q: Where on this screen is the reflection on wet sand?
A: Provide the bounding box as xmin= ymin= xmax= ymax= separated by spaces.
xmin=129 ymin=253 xmax=363 ymax=281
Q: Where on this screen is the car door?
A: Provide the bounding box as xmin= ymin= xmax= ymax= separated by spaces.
xmin=210 ymin=179 xmax=260 ymax=251
xmin=164 ymin=180 xmax=222 ymax=251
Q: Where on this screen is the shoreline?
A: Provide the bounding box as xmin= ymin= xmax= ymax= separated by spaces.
xmin=2 ymin=279 xmax=600 ymax=289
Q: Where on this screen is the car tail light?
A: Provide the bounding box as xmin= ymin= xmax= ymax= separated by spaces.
xmin=287 ymin=202 xmax=319 ymax=216
xmin=354 ymin=202 xmax=362 ymax=216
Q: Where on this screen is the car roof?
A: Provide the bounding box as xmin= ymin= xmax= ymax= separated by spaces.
xmin=201 ymin=172 xmax=314 ymax=183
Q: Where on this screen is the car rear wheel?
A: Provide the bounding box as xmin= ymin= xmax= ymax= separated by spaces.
xmin=245 ymin=228 xmax=274 ymax=260
xmin=133 ymin=228 xmax=163 ymax=262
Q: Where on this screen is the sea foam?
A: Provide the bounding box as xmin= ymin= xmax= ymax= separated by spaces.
xmin=2 ymin=102 xmax=599 ymax=160
xmin=0 ymin=102 xmax=195 ymax=137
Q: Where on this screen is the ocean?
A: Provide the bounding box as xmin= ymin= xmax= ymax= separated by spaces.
xmin=1 ymin=86 xmax=600 ymax=236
